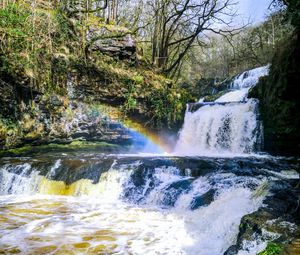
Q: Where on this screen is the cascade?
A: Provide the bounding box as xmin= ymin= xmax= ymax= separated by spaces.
xmin=0 ymin=157 xmax=270 ymax=254
xmin=175 ymin=66 xmax=269 ymax=156
xmin=0 ymin=156 xmax=297 ymax=254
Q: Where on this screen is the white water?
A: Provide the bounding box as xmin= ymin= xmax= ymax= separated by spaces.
xmin=175 ymin=65 xmax=269 ymax=156
xmin=0 ymin=160 xmax=264 ymax=255
xmin=230 ymin=65 xmax=269 ymax=90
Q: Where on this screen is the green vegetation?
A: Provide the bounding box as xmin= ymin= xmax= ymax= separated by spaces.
xmin=0 ymin=141 xmax=120 ymax=158
xmin=0 ymin=2 xmax=74 ymax=93
xmin=257 ymin=242 xmax=283 ymax=255
xmin=0 ymin=1 xmax=192 ymax=132
xmin=0 ymin=118 xmax=21 ymax=148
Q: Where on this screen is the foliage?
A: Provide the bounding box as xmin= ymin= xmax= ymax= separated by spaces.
xmin=274 ymin=0 xmax=300 ymax=28
xmin=0 ymin=4 xmax=32 ymax=78
xmin=146 ymin=87 xmax=186 ymax=128
xmin=0 ymin=118 xmax=21 ymax=149
xmin=133 ymin=74 xmax=144 ymax=84
xmin=185 ymin=10 xmax=294 ymax=80
xmin=0 ymin=3 xmax=78 ymax=92
xmin=257 ymin=242 xmax=283 ymax=255
xmin=114 ymin=66 xmax=189 ymax=128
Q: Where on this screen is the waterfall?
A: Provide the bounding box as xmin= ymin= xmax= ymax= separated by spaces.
xmin=1 ymin=63 xmax=296 ymax=255
xmin=175 ymin=65 xmax=269 ymax=156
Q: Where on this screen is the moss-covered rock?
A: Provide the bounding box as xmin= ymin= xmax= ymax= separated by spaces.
xmin=0 ymin=141 xmax=121 ymax=158
xmin=257 ymin=242 xmax=283 ymax=255
xmin=68 ymin=58 xmax=190 ymax=129
xmin=249 ymin=32 xmax=300 ymax=156
xmin=224 ymin=179 xmax=299 ymax=255
xmin=0 ymin=94 xmax=136 ymax=151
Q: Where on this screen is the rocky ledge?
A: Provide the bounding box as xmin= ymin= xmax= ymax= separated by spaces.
xmin=0 ymin=89 xmax=133 ymax=151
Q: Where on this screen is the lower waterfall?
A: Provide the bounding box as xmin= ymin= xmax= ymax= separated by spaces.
xmin=0 ymin=155 xmax=298 ymax=255
xmin=0 ymin=156 xmax=274 ymax=255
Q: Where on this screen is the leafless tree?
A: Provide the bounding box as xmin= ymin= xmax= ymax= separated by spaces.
xmin=144 ymin=0 xmax=238 ymax=76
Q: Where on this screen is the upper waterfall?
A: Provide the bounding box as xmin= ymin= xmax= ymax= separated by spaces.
xmin=230 ymin=65 xmax=270 ymax=90
xmin=175 ymin=65 xmax=269 ymax=156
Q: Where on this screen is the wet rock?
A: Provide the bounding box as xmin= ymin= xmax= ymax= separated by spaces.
xmin=49 ymin=95 xmax=64 ymax=107
xmin=160 ymin=179 xmax=193 ymax=207
xmin=71 ymin=131 xmax=91 ymax=139
xmin=0 ymin=132 xmax=5 ymax=148
xmin=224 ymin=245 xmax=239 ymax=255
xmin=224 ymin=179 xmax=300 ymax=255
xmin=190 ymin=189 xmax=215 ymax=210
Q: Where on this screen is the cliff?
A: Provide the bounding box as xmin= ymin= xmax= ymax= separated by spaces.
xmin=249 ymin=1 xmax=300 ymax=155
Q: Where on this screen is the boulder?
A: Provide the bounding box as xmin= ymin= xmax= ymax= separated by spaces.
xmin=86 ymin=25 xmax=136 ymax=64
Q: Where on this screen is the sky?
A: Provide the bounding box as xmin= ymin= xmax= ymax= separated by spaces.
xmin=236 ymin=0 xmax=273 ymax=24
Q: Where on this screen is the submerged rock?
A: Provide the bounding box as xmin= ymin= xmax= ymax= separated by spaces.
xmin=190 ymin=189 xmax=215 ymax=210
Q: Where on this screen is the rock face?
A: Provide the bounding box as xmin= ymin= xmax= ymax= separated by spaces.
xmin=86 ymin=25 xmax=136 ymax=64
xmin=0 ymin=92 xmax=133 ymax=150
xmin=0 ymin=80 xmax=41 ymax=118
xmin=67 ymin=63 xmax=128 ymax=104
xmin=249 ymin=33 xmax=300 ymax=155
xmin=0 ymin=80 xmax=17 ymax=118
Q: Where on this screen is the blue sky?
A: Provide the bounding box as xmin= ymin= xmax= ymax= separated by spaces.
xmin=236 ymin=0 xmax=273 ymax=24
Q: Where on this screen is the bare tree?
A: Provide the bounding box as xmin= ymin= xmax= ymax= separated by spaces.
xmin=144 ymin=0 xmax=238 ymax=76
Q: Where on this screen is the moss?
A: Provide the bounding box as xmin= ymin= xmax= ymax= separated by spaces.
xmin=68 ymin=141 xmax=116 ymax=148
xmin=0 ymin=141 xmax=121 ymax=158
xmin=257 ymin=242 xmax=283 ymax=255
xmin=0 ymin=145 xmax=32 ymax=156
xmin=0 ymin=118 xmax=22 ymax=149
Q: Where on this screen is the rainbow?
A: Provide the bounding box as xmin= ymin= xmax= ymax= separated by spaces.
xmin=98 ymin=104 xmax=173 ymax=154
xmin=123 ymin=120 xmax=173 ymax=154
